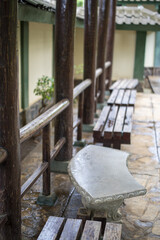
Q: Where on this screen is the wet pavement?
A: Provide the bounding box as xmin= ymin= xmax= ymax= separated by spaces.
xmin=21 ymin=93 xmax=160 ymax=240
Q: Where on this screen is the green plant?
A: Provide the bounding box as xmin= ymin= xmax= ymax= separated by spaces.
xmin=77 ymin=0 xmax=84 ymax=7
xmin=34 ymin=75 xmax=54 ymax=106
xmin=74 ymin=64 xmax=83 ymax=76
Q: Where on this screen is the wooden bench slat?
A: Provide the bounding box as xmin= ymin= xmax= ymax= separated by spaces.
xmin=81 ymin=220 xmax=102 ymax=240
xmin=37 ymin=216 xmax=65 ymax=240
xmin=114 ymin=106 xmax=126 ymax=135
xmin=115 ymin=89 xmax=125 ymax=105
xmin=117 ymin=79 xmax=128 ymax=89
xmin=127 ymin=79 xmax=138 ymax=89
xmin=59 ymin=219 xmax=82 ymax=240
xmin=121 ymin=79 xmax=131 ymax=89
xmin=122 ymin=90 xmax=131 ymax=105
xmin=103 ymin=223 xmax=122 ymax=240
xmin=104 ymin=106 xmax=118 ymax=139
xmin=109 ymin=80 xmax=121 ymax=90
xmin=129 ymin=90 xmax=137 ymax=106
xmin=93 ymin=106 xmax=111 ymax=139
xmin=107 ymin=89 xmax=119 ymax=105
xmin=123 ymin=106 xmax=134 ymax=143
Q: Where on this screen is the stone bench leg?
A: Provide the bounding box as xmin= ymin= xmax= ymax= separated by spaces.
xmin=105 ymin=199 xmax=124 ymax=222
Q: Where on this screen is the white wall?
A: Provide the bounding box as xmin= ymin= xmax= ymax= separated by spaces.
xmin=29 ymin=22 xmax=52 ymax=106
xmin=112 ymin=30 xmax=136 ymax=80
xmin=17 ymin=21 xmax=21 ymax=111
xmin=144 ymin=32 xmax=155 ymax=67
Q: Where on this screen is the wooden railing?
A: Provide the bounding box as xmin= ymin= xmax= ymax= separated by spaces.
xmin=20 ymin=79 xmax=91 ymax=198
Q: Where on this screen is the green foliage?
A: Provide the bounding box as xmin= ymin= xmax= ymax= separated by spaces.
xmin=74 ymin=64 xmax=83 ymax=76
xmin=34 ymin=75 xmax=54 ymax=102
xmin=77 ymin=0 xmax=84 ymax=7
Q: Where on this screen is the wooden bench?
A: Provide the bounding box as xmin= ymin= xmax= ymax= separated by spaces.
xmin=68 ymin=145 xmax=146 ymax=222
xmin=93 ymin=105 xmax=134 ymax=149
xmin=107 ymin=89 xmax=136 ymax=107
xmin=109 ymin=79 xmax=139 ymax=92
xmin=147 ymin=75 xmax=160 ymax=94
xmin=38 ymin=216 xmax=122 ymax=240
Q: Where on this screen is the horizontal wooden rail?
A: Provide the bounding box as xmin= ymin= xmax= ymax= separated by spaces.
xmin=97 ymin=90 xmax=101 ymax=99
xmin=50 ymin=137 xmax=66 ymax=160
xmin=21 ymin=162 xmax=48 ymax=198
xmin=73 ymin=118 xmax=81 ymax=129
xmin=95 ymin=68 xmax=103 ymax=78
xmin=73 ymin=79 xmax=91 ymax=99
xmin=20 ymin=99 xmax=70 ymax=143
xmin=105 ymin=61 xmax=111 ymax=69
xmin=0 ymin=148 xmax=7 ymax=164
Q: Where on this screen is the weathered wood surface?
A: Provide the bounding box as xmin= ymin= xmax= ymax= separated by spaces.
xmin=103 ymin=223 xmax=122 ymax=240
xmin=95 ymin=68 xmax=103 ymax=79
xmin=38 ymin=217 xmax=122 ymax=240
xmin=0 ymin=1 xmax=21 ymax=239
xmin=105 ymin=0 xmax=117 ymax=87
xmin=97 ymin=0 xmax=110 ymax=103
xmin=38 ymin=216 xmax=65 ymax=240
xmin=108 ymin=89 xmax=136 ymax=107
xmin=54 ymin=0 xmax=76 ymax=161
xmin=43 ymin=124 xmax=51 ymax=196
xmin=0 ymin=148 xmax=7 ymax=164
xmin=83 ymin=0 xmax=98 ymax=124
xmin=93 ymin=106 xmax=110 ymax=139
xmin=59 ymin=218 xmax=82 ymax=240
xmin=73 ymin=79 xmax=91 ymax=99
xmin=81 ymin=220 xmax=102 ymax=240
xmin=21 ymin=163 xmax=48 ymax=198
xmin=148 ymin=76 xmax=160 ymax=94
xmin=50 ymin=137 xmax=66 ymax=160
xmin=20 ymin=99 xmax=69 ymax=143
xmin=109 ymin=79 xmax=139 ymax=91
xmin=93 ymin=106 xmax=134 ymax=149
xmin=105 ymin=61 xmax=111 ymax=69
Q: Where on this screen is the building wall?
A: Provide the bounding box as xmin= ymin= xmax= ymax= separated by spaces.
xmin=144 ymin=31 xmax=155 ymax=67
xmin=29 ymin=22 xmax=53 ymax=106
xmin=112 ymin=30 xmax=136 ymax=80
xmin=74 ymin=27 xmax=84 ymax=79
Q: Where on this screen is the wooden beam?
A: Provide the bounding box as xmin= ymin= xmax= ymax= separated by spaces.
xmin=54 ymin=0 xmax=77 ymax=161
xmin=106 ymin=0 xmax=117 ymax=87
xmin=0 ymin=1 xmax=21 ymax=239
xmin=116 ymin=24 xmax=160 ymax=32
xmin=134 ymin=31 xmax=146 ymax=80
xmin=97 ymin=0 xmax=110 ymax=103
xmin=83 ymin=0 xmax=98 ymax=124
xmin=21 ymin=21 xmax=29 ymax=109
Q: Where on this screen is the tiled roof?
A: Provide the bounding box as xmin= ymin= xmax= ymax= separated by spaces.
xmin=77 ymin=6 xmax=160 ymax=25
xmin=19 ymin=0 xmax=56 ymax=10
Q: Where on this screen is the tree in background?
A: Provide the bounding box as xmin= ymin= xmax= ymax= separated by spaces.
xmin=77 ymin=0 xmax=84 ymax=7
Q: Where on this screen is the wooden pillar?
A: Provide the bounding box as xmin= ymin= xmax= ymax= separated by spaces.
xmin=97 ymin=0 xmax=109 ymax=103
xmin=134 ymin=31 xmax=146 ymax=80
xmin=106 ymin=0 xmax=116 ymax=87
xmin=154 ymin=32 xmax=160 ymax=67
xmin=54 ymin=0 xmax=76 ymax=161
xmin=83 ymin=0 xmax=98 ymax=124
xmin=0 ymin=1 xmax=21 ymax=239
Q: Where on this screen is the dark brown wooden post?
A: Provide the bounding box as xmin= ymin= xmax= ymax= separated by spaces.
xmin=106 ymin=0 xmax=117 ymax=88
xmin=54 ymin=0 xmax=77 ymax=161
xmin=0 ymin=1 xmax=21 ymax=239
xmin=97 ymin=0 xmax=109 ymax=103
xmin=77 ymin=93 xmax=84 ymax=141
xmin=83 ymin=0 xmax=98 ymax=124
xmin=43 ymin=124 xmax=50 ymax=196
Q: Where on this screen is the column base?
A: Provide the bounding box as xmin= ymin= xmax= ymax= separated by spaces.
xmin=73 ymin=139 xmax=86 ymax=147
xmin=50 ymin=160 xmax=69 ymax=173
xmin=37 ymin=193 xmax=57 ymax=206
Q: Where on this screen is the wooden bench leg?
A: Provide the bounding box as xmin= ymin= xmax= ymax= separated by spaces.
xmin=103 ymin=141 xmax=111 ymax=148
xmin=113 ymin=141 xmax=121 ymax=149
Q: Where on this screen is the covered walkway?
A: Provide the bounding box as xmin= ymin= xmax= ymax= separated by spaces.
xmin=21 ymin=92 xmax=160 ymax=240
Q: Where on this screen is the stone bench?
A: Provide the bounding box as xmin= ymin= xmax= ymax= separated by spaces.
xmin=68 ymin=145 xmax=146 ymax=221
xmin=38 ymin=216 xmax=122 ymax=240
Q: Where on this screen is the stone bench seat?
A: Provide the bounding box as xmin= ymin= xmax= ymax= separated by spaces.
xmin=68 ymin=145 xmax=146 ymax=221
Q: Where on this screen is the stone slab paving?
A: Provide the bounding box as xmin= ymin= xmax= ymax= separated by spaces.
xmin=21 ymin=93 xmax=160 ymax=240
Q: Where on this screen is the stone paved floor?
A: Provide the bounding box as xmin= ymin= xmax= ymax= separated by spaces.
xmin=21 ymin=93 xmax=160 ymax=240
